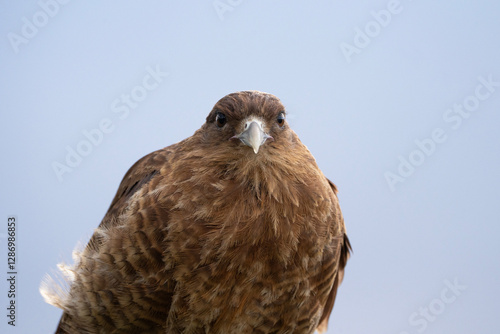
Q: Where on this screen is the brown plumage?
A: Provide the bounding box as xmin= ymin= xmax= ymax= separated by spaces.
xmin=42 ymin=91 xmax=351 ymax=333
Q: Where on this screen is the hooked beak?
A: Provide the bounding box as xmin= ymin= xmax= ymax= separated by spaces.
xmin=230 ymin=121 xmax=273 ymax=154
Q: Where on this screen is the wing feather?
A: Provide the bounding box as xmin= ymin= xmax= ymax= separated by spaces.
xmin=316 ymin=179 xmax=351 ymax=333
xmin=86 ymin=149 xmax=170 ymax=253
xmin=55 ymin=147 xmax=175 ymax=333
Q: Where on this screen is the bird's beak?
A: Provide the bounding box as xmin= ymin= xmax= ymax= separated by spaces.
xmin=231 ymin=121 xmax=273 ymax=154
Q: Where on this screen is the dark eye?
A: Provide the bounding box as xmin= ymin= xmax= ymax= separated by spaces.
xmin=276 ymin=112 xmax=285 ymax=127
xmin=216 ymin=112 xmax=227 ymax=128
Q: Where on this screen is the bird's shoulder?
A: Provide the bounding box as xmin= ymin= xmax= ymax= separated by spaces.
xmin=85 ymin=142 xmax=182 ymax=253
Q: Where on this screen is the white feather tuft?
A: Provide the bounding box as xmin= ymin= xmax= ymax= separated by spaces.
xmin=39 ymin=239 xmax=87 ymax=310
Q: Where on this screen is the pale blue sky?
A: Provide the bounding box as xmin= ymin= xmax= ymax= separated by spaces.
xmin=1 ymin=1 xmax=499 ymax=333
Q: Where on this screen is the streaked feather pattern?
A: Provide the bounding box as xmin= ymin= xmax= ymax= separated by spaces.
xmin=42 ymin=91 xmax=350 ymax=333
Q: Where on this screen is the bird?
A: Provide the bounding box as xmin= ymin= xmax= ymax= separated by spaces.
xmin=41 ymin=91 xmax=351 ymax=334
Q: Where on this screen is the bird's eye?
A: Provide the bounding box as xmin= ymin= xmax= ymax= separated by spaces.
xmin=216 ymin=112 xmax=227 ymax=128
xmin=276 ymin=112 xmax=285 ymax=127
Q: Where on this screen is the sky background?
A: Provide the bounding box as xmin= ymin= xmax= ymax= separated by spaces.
xmin=1 ymin=1 xmax=500 ymax=333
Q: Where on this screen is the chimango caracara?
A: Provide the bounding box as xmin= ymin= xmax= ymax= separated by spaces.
xmin=42 ymin=91 xmax=351 ymax=334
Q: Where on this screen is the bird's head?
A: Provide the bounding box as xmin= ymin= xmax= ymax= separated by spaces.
xmin=204 ymin=91 xmax=289 ymax=155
